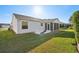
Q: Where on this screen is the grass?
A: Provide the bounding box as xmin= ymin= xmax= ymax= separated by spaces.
xmin=0 ymin=28 xmax=77 ymax=53
xmin=0 ymin=29 xmax=55 ymax=53
xmin=0 ymin=28 xmax=8 ymax=31
xmin=30 ymin=29 xmax=77 ymax=53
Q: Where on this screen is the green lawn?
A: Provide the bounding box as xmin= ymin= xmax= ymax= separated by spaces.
xmin=0 ymin=28 xmax=77 ymax=53
xmin=30 ymin=29 xmax=77 ymax=53
xmin=0 ymin=28 xmax=8 ymax=31
xmin=0 ymin=29 xmax=55 ymax=53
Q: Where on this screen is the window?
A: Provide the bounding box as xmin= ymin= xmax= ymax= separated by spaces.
xmin=22 ymin=21 xmax=28 ymax=29
xmin=41 ymin=23 xmax=43 ymax=26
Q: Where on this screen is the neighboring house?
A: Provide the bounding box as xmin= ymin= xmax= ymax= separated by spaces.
xmin=0 ymin=23 xmax=10 ymax=28
xmin=60 ymin=22 xmax=71 ymax=28
xmin=11 ymin=13 xmax=61 ymax=34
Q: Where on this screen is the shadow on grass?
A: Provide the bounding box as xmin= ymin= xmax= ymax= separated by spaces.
xmin=55 ymin=31 xmax=75 ymax=38
xmin=25 ymin=33 xmax=57 ymax=52
xmin=0 ymin=30 xmax=56 ymax=53
xmin=26 ymin=31 xmax=76 ymax=52
xmin=55 ymin=31 xmax=78 ymax=52
xmin=0 ymin=30 xmax=77 ymax=53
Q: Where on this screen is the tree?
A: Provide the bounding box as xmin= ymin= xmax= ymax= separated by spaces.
xmin=72 ymin=10 xmax=79 ymax=51
xmin=69 ymin=16 xmax=73 ymax=29
xmin=69 ymin=16 xmax=72 ymax=24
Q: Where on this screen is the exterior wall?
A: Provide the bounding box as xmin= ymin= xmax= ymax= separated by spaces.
xmin=29 ymin=21 xmax=45 ymax=34
xmin=11 ymin=14 xmax=60 ymax=34
xmin=17 ymin=20 xmax=45 ymax=34
xmin=11 ymin=15 xmax=18 ymax=34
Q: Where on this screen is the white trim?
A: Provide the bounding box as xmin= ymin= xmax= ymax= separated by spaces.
xmin=53 ymin=23 xmax=54 ymax=32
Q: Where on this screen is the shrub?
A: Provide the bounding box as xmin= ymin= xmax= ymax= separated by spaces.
xmin=72 ymin=11 xmax=79 ymax=43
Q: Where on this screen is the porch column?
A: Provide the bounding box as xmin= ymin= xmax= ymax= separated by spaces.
xmin=53 ymin=23 xmax=54 ymax=32
xmin=58 ymin=23 xmax=60 ymax=30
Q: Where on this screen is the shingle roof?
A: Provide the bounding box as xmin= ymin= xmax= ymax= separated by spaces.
xmin=13 ymin=13 xmax=43 ymax=22
xmin=13 ymin=13 xmax=60 ymax=23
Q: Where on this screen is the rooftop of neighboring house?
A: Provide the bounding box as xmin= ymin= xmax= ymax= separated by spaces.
xmin=0 ymin=23 xmax=10 ymax=25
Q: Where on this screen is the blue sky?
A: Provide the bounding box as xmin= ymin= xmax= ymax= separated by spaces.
xmin=0 ymin=5 xmax=79 ymax=24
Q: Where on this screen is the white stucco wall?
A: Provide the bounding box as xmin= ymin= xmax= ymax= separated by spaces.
xmin=29 ymin=21 xmax=45 ymax=34
xmin=11 ymin=15 xmax=60 ymax=34
xmin=17 ymin=20 xmax=45 ymax=34
xmin=11 ymin=15 xmax=18 ymax=34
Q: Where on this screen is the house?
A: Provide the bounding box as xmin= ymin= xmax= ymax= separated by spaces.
xmin=11 ymin=13 xmax=61 ymax=34
xmin=60 ymin=22 xmax=71 ymax=29
xmin=0 ymin=23 xmax=10 ymax=28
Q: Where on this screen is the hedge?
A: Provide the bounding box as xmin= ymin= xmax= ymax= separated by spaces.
xmin=72 ymin=11 xmax=79 ymax=43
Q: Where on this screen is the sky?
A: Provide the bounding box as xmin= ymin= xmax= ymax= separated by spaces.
xmin=0 ymin=5 xmax=79 ymax=24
